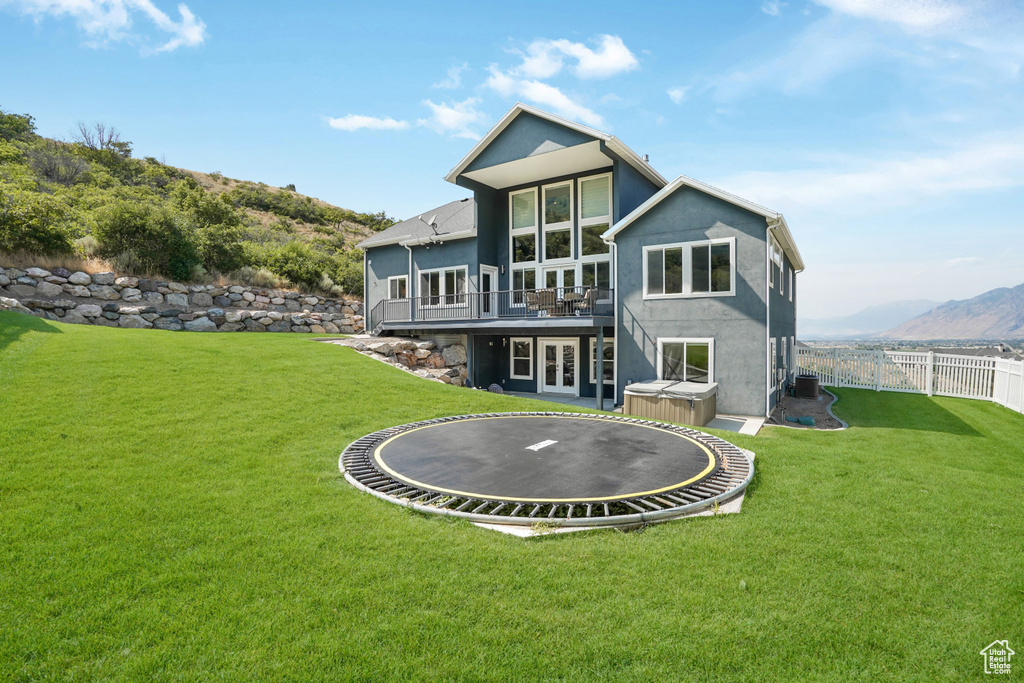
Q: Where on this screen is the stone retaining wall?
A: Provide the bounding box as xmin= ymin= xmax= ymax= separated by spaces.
xmin=325 ymin=337 xmax=469 ymax=386
xmin=0 ymin=264 xmax=364 ymax=334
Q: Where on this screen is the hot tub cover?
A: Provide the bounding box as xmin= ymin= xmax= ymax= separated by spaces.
xmin=624 ymin=379 xmax=718 ymax=401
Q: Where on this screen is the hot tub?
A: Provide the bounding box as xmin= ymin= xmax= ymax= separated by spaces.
xmin=623 ymin=380 xmax=718 ymax=427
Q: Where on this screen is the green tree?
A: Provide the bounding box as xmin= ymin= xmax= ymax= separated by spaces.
xmin=0 ymin=182 xmax=78 ymax=253
xmin=93 ymin=200 xmax=199 ymax=280
xmin=0 ymin=107 xmax=36 ymax=142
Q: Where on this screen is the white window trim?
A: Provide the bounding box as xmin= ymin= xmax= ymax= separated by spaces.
xmin=590 ymin=337 xmax=615 ymax=386
xmin=770 ymin=337 xmax=778 ymax=385
xmin=642 ymin=237 xmax=736 ymax=300
xmin=578 ymin=172 xmax=612 ymax=260
xmin=510 ymin=337 xmax=533 ymax=380
xmin=788 ymin=269 xmax=793 ymax=302
xmin=542 ymin=180 xmax=574 ymax=264
xmin=387 ymin=275 xmax=408 ymax=299
xmin=419 ymin=265 xmax=468 ymax=308
xmin=510 ymin=265 xmax=536 ymax=308
xmin=509 ymin=187 xmax=538 ymax=268
xmin=656 ymin=337 xmax=715 ymax=383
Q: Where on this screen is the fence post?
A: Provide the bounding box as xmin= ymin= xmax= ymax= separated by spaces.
xmin=875 ymin=349 xmax=883 ymax=391
xmin=926 ymin=351 xmax=935 ymax=396
xmin=833 ymin=347 xmax=841 ymax=387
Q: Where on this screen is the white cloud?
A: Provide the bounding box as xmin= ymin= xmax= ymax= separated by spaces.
xmin=485 ymin=66 xmax=604 ymax=127
xmin=327 ymin=115 xmax=410 ymax=131
xmin=761 ymin=0 xmax=787 ymax=16
xmin=417 ymin=97 xmax=486 ymax=139
xmin=716 ymin=130 xmax=1024 ymax=211
xmin=812 ymin=0 xmax=965 ymax=32
xmin=2 ymin=0 xmax=207 ymax=53
xmin=667 ymin=86 xmax=689 ymax=104
xmin=945 ymin=256 xmax=982 ymax=267
xmin=512 ymin=34 xmax=639 ymax=80
xmin=432 ymin=63 xmax=468 ymax=89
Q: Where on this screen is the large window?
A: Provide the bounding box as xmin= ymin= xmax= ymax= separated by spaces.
xmin=542 ymin=182 xmax=573 ymax=261
xmin=511 ymin=266 xmax=536 ymax=306
xmin=510 ymin=188 xmax=537 ymax=264
xmin=579 ymin=173 xmax=612 ymax=296
xmin=420 ymin=267 xmax=467 ymax=306
xmin=590 ymin=338 xmax=614 ymax=385
xmin=510 ymin=337 xmax=533 ymax=380
xmin=658 ymin=338 xmax=713 ymax=383
xmin=644 ymin=238 xmax=734 ymax=299
xmin=387 ymin=275 xmax=407 ymax=299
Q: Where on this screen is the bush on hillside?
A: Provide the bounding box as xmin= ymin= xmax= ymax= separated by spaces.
xmin=0 ymin=182 xmax=78 ymax=254
xmin=93 ymin=201 xmax=200 ymax=280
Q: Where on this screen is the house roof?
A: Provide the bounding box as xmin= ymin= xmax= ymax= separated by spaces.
xmin=602 ymin=174 xmax=805 ymax=272
xmin=443 ymin=103 xmax=667 ymax=190
xmin=357 ymin=198 xmax=475 ymax=249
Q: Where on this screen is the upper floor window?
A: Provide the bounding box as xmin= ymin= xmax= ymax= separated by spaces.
xmin=542 ymin=181 xmax=573 ymax=261
xmin=644 ymin=237 xmax=735 ymax=299
xmin=579 ymin=173 xmax=611 ymax=258
xmin=510 ymin=188 xmax=537 ymax=264
xmin=421 ymin=266 xmax=467 ymax=306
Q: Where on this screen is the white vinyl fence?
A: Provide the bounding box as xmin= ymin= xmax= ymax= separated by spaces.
xmin=796 ymin=348 xmax=1024 ymax=416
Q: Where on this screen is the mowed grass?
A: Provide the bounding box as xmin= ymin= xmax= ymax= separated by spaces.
xmin=1 ymin=311 xmax=1022 ymax=682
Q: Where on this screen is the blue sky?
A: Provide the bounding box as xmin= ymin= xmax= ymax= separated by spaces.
xmin=2 ymin=0 xmax=1023 ymax=319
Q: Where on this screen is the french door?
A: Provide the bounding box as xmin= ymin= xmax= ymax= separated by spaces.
xmin=480 ymin=265 xmax=498 ymax=318
xmin=540 ymin=339 xmax=578 ymax=395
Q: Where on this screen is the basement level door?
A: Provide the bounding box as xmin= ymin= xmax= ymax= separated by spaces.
xmin=540 ymin=339 xmax=578 ymax=395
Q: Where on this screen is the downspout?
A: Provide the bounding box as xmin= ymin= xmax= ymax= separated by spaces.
xmin=603 ymin=235 xmax=618 ymax=407
xmin=765 ymin=217 xmax=783 ymax=419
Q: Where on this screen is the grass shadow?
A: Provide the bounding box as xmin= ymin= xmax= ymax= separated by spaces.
xmin=831 ymin=388 xmax=982 ymax=436
xmin=0 ymin=311 xmax=63 ymax=352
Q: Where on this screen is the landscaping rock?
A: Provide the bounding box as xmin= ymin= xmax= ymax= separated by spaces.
xmin=6 ymin=284 xmax=37 ymax=298
xmin=413 ymin=348 xmax=432 ymax=360
xmin=88 ymin=285 xmax=120 ymax=300
xmin=119 ymin=314 xmax=152 ymax=329
xmin=167 ymin=282 xmax=188 ymax=293
xmin=165 ymin=293 xmax=188 ymax=307
xmin=213 ymin=295 xmax=231 ymax=307
xmin=62 ymin=310 xmax=89 ymax=324
xmin=141 ymin=291 xmax=163 ymax=305
xmin=190 ymin=292 xmax=213 ymax=307
xmin=416 ymin=341 xmax=436 ymax=350
xmin=441 ymin=344 xmax=467 ymax=366
xmin=0 ymin=273 xmax=9 ymax=286
xmin=120 ymin=288 xmax=143 ymax=302
xmin=136 ymin=279 xmax=157 ymax=292
xmin=63 ymin=284 xmax=91 ymax=297
xmin=218 ymin=322 xmax=245 ymax=332
xmin=267 ymin=320 xmax=291 ymax=333
xmin=242 ymin=291 xmax=256 ymax=302
xmin=115 ymin=276 xmax=138 ymax=288
xmin=102 ymin=303 xmax=119 ymax=312
xmin=35 ymin=281 xmax=63 ymax=297
xmin=0 ymin=297 xmax=32 ymax=315
xmin=184 ymin=317 xmax=218 ymax=332
xmin=25 ymin=267 xmax=50 ymax=278
xmin=367 ymin=341 xmax=394 ymax=356
xmin=322 ymin=321 xmax=340 ymax=334
xmin=68 ymin=271 xmax=92 ymax=286
xmin=53 ymin=267 xmax=71 ymax=278
xmin=77 ymin=304 xmax=102 ymax=317
xmin=309 ymin=324 xmax=326 ymax=334
xmin=92 ymin=272 xmax=116 ymax=285
xmin=422 ymin=352 xmax=447 ymax=369
xmin=153 ymin=317 xmax=183 ymax=331
xmin=102 ymin=311 xmax=120 ymax=320
xmin=242 ymin=318 xmax=265 ymax=331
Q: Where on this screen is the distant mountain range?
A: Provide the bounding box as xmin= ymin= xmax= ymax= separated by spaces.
xmin=883 ymin=283 xmax=1024 ymax=340
xmin=800 ymin=299 xmax=940 ymax=339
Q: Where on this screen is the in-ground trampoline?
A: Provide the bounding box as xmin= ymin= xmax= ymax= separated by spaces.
xmin=341 ymin=412 xmax=753 ymax=528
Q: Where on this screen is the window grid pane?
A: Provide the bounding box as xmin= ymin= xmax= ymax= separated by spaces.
xmin=512 ymin=192 xmax=535 ymax=230
xmin=691 ymin=245 xmax=710 ymax=293
xmin=665 ymin=247 xmax=684 ymax=294
xmin=581 ymin=223 xmax=610 ymax=256
xmin=710 ymin=243 xmax=731 ymax=292
xmin=544 ymin=184 xmax=571 ymax=224
xmin=580 ymin=176 xmax=610 ymax=220
xmin=513 ymin=234 xmax=535 ymax=263
xmin=545 ymin=229 xmax=570 ymax=260
xmin=647 ymin=249 xmax=664 ymax=295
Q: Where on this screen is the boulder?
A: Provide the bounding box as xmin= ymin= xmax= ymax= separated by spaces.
xmin=158 ymin=309 xmax=182 ymax=317
xmin=441 ymin=344 xmax=467 ymax=366
xmin=63 ymin=284 xmax=91 ymax=298
xmin=53 ymin=267 xmax=71 ymax=278
xmin=322 ymin=321 xmax=340 ymax=334
xmin=413 ymin=348 xmax=433 ymax=360
xmin=167 ymin=282 xmax=188 ymax=294
xmin=284 ymin=291 xmax=300 ymax=300
xmin=142 ymin=313 xmax=160 ymax=322
xmin=114 ymin=276 xmax=138 ymax=288
xmin=77 ymin=304 xmax=103 ymax=317
xmin=229 ymin=285 xmax=245 ymax=294
xmin=0 ymin=297 xmax=32 ymax=315
xmin=451 ymin=377 xmax=464 ymax=387
xmin=367 ymin=341 xmax=394 ymax=356
xmin=136 ymin=279 xmax=158 ymax=292
xmin=141 ymin=291 xmax=163 ymax=305
xmin=102 ymin=311 xmax=120 ymax=320
xmin=267 ymin=320 xmax=291 ymax=333
xmin=242 ymin=291 xmax=256 ymax=302
xmin=396 ymin=351 xmax=417 ymax=367
xmin=284 ymin=300 xmax=300 ymax=311
xmin=224 ymin=310 xmax=247 ymax=323
xmin=35 ymin=281 xmax=63 ymax=298
xmin=207 ymin=307 xmax=225 ymax=318
xmin=45 ymin=276 xmax=68 ymax=284
xmin=337 ymin=325 xmax=355 ymax=334
xmin=242 ymin=317 xmax=265 ymax=331
xmin=421 ymin=352 xmax=447 ymax=369
xmin=101 ymin=303 xmax=119 ymax=312
xmin=290 ymin=325 xmax=310 ymax=333
xmin=92 ymin=272 xmax=116 ymax=285
xmin=190 ymin=292 xmax=214 ymax=307
xmin=209 ymin=287 xmax=228 ymax=297
xmin=218 ymin=322 xmax=245 ymax=332
xmin=213 ymin=296 xmax=231 ymax=307
xmin=6 ymin=284 xmax=37 ymax=298
xmin=165 ymin=293 xmax=188 ymax=307
xmin=25 ymin=267 xmax=50 ymax=278
xmin=119 ymin=314 xmax=152 ymax=329
xmin=392 ymin=340 xmax=417 ymax=353
xmin=416 ymin=341 xmax=436 ymax=350
xmin=120 ymin=288 xmax=143 ymax=302
xmin=61 ymin=310 xmax=89 ymax=325
xmin=184 ymin=317 xmax=218 ymax=332
xmin=255 ymin=295 xmax=270 ymax=304
xmin=0 ymin=273 xmax=9 ymax=286
xmin=300 ymin=296 xmax=318 ymax=306
xmin=153 ymin=317 xmax=183 ymax=331
xmin=88 ymin=285 xmax=120 ymax=300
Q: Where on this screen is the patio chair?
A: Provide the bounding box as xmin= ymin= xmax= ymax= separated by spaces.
xmin=537 ymin=289 xmax=559 ymax=315
xmin=525 ymin=290 xmax=541 ymax=312
xmin=573 ymin=288 xmax=596 ymax=314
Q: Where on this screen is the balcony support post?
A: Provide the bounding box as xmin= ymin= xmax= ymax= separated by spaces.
xmin=596 ymin=326 xmax=604 ymax=412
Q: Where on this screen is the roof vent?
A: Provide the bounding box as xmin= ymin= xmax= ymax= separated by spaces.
xmin=642 ymin=154 xmax=650 ymax=163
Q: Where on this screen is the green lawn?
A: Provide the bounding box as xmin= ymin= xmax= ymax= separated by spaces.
xmin=1 ymin=311 xmax=1021 ymax=682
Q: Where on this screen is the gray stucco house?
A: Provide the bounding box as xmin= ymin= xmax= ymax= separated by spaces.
xmin=359 ymin=103 xmax=803 ymax=417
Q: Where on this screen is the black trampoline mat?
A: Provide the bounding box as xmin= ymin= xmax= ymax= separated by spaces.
xmin=372 ymin=415 xmax=718 ymax=502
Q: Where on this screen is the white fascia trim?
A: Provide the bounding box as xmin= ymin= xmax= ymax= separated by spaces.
xmin=443 ymin=102 xmax=666 ymax=189
xmin=384 ymin=229 xmax=478 ymax=248
xmin=603 ymin=174 xmax=804 ymax=272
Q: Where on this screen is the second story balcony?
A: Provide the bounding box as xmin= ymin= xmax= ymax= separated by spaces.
xmin=368 ymin=286 xmax=614 ymax=335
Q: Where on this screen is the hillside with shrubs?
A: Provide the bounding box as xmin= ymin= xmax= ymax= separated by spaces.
xmin=0 ymin=106 xmax=394 ymax=296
